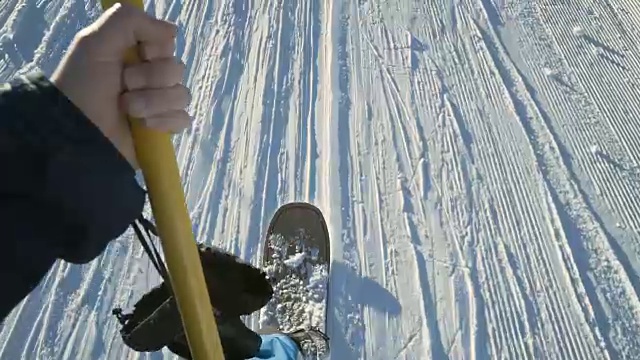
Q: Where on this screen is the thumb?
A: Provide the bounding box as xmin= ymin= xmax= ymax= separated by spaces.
xmin=86 ymin=2 xmax=177 ymax=55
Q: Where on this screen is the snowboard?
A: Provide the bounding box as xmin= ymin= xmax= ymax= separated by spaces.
xmin=258 ymin=202 xmax=331 ymax=357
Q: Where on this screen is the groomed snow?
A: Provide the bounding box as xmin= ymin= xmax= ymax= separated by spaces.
xmin=2 ymin=0 xmax=640 ymax=358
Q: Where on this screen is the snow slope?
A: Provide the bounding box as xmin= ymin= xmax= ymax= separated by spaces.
xmin=2 ymin=0 xmax=640 ymax=358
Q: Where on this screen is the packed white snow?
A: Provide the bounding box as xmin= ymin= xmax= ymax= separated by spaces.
xmin=259 ymin=233 xmax=328 ymax=332
xmin=572 ymin=25 xmax=585 ymax=37
xmin=284 ymin=252 xmax=306 ymax=268
xmin=1 ymin=0 xmax=640 ymax=359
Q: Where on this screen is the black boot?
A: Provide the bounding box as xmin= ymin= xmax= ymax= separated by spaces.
xmin=112 ymin=244 xmax=274 ymax=357
xmin=167 ymin=312 xmax=262 ymax=360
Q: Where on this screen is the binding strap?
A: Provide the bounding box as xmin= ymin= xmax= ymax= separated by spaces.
xmin=131 ymin=215 xmax=169 ymax=282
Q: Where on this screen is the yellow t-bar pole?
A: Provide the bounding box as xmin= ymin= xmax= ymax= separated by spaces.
xmin=99 ymin=1 xmax=224 ymax=359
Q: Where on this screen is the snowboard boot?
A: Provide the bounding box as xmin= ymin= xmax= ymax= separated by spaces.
xmin=198 ymin=243 xmax=274 ymax=316
xmin=285 ymin=327 xmax=330 ymax=359
xmin=167 ymin=312 xmax=263 ymax=360
xmin=256 ymin=326 xmax=329 ymax=360
xmin=112 ymin=244 xmax=274 ymax=356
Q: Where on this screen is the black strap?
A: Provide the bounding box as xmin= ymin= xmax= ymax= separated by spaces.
xmin=132 ymin=215 xmax=169 ymax=282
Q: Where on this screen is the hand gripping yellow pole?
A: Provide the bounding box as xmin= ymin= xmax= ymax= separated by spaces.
xmin=99 ymin=1 xmax=224 ymax=359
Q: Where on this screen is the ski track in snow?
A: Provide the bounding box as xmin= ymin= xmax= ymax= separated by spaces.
xmin=1 ymin=0 xmax=640 ymax=358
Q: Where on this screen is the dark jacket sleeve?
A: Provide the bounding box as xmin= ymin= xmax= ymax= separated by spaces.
xmin=0 ymin=72 xmax=145 ymax=319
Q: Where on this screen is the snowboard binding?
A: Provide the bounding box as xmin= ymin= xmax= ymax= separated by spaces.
xmin=112 ymin=216 xmax=274 ymax=359
xmin=114 ymin=202 xmax=332 ymax=359
xmin=286 ymin=327 xmax=330 ymax=359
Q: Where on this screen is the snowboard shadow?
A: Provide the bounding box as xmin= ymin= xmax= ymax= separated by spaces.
xmin=328 ymin=261 xmax=401 ymax=359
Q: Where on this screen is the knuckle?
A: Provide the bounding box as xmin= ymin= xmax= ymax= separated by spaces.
xmin=111 ymin=2 xmax=135 ymax=21
xmin=149 ymin=59 xmax=179 ymax=82
xmin=139 ymin=44 xmax=150 ymax=60
xmin=74 ymin=28 xmax=101 ymax=51
xmin=75 ymin=28 xmax=92 ymax=41
xmin=106 ymin=4 xmax=127 ymax=27
xmin=164 ymin=58 xmax=181 ymax=72
xmin=165 ymin=58 xmax=184 ymax=76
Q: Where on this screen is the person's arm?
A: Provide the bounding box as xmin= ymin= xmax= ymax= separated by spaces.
xmin=0 ymin=72 xmax=145 ymax=318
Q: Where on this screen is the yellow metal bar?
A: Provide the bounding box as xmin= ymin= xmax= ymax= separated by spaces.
xmin=99 ymin=1 xmax=224 ymax=359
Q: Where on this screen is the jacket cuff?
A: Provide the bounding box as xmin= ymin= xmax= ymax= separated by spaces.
xmin=6 ymin=72 xmax=145 ymax=263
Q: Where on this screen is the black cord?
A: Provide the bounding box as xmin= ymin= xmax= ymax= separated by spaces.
xmin=132 ymin=215 xmax=169 ymax=283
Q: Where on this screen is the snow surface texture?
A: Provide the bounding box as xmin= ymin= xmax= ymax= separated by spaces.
xmin=2 ymin=0 xmax=640 ymax=358
xmin=259 ymin=232 xmax=329 ymax=358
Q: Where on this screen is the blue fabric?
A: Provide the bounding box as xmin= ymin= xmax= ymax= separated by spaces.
xmin=250 ymin=333 xmax=300 ymax=360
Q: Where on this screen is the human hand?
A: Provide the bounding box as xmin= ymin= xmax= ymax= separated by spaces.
xmin=51 ymin=2 xmax=191 ymax=168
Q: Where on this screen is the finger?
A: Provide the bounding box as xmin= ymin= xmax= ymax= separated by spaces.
xmin=123 ymin=58 xmax=185 ymax=90
xmin=121 ymin=84 xmax=191 ymax=118
xmin=95 ymin=3 xmax=177 ymax=53
xmin=141 ymin=110 xmax=192 ymax=133
xmin=140 ymin=40 xmax=176 ymax=61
